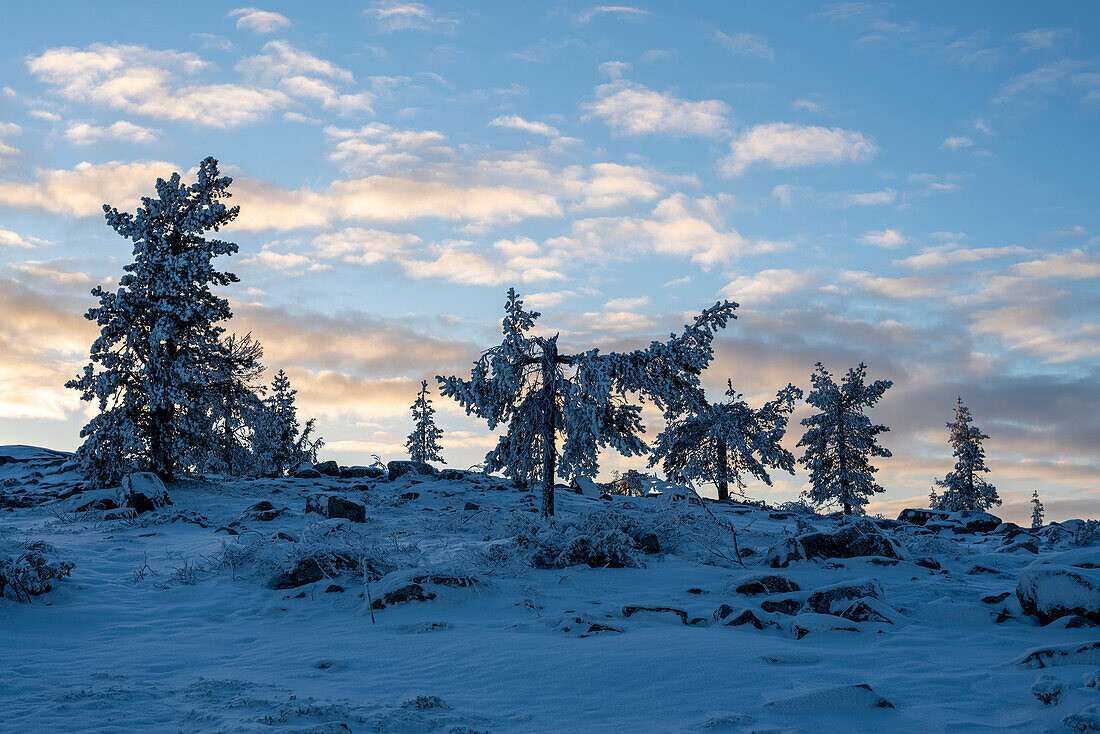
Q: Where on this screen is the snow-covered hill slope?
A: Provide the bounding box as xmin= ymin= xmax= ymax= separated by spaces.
xmin=1 ymin=448 xmax=1097 ymax=733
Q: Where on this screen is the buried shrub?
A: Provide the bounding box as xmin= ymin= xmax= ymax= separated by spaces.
xmin=0 ymin=540 xmax=74 ymax=602
xmin=510 ymin=510 xmax=654 ymax=569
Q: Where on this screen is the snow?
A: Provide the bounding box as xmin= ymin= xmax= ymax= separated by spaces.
xmin=2 ymin=446 xmax=1099 ymax=732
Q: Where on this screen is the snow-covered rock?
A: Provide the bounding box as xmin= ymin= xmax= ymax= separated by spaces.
xmin=1017 ymin=548 xmax=1100 ymax=625
xmin=805 ymin=578 xmax=885 ymax=615
xmin=765 ymin=518 xmax=906 ymax=567
xmin=118 ymin=472 xmax=170 ymax=513
xmin=764 ymin=683 xmax=893 ymax=713
xmin=1017 ymin=640 xmax=1100 ymax=669
xmin=1064 ymin=704 xmax=1100 ymax=733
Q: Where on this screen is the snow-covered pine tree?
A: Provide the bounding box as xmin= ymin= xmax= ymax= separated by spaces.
xmin=250 ymin=370 xmax=322 ymax=476
xmin=933 ymin=397 xmax=1000 ymax=511
xmin=438 ymin=288 xmax=736 ymax=516
xmin=1030 ymin=490 xmax=1045 ymax=529
xmin=649 ymin=380 xmax=802 ymax=502
xmin=928 ymin=487 xmax=939 ymax=509
xmin=206 ymin=332 xmax=265 ymax=475
xmin=406 ymin=379 xmax=445 ymax=464
xmin=66 ymin=157 xmax=241 ymax=486
xmin=796 ymin=362 xmax=893 ymax=516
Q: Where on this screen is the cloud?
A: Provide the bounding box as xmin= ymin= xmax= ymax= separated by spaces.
xmin=1010 ymin=249 xmax=1100 ymax=280
xmin=585 ymin=80 xmax=731 ymax=138
xmin=842 ymin=189 xmax=896 ymax=207
xmin=598 ymin=61 xmax=632 ymax=79
xmin=28 ymin=43 xmax=289 ymax=128
xmin=365 ymin=2 xmax=459 ymax=33
xmin=551 ymin=194 xmax=782 ymax=268
xmin=723 ymin=122 xmax=876 ymax=176
xmin=573 ymin=162 xmax=664 ymax=211
xmin=0 ymin=122 xmax=20 ymax=162
xmin=0 ymin=159 xmax=179 ymax=217
xmin=237 ymin=40 xmax=354 ymax=84
xmin=843 ymin=271 xmax=945 ymax=299
xmin=325 ymin=123 xmax=450 ymax=170
xmin=720 ymin=269 xmax=816 ymax=305
xmin=858 ymin=228 xmax=908 ymax=248
xmin=400 ymin=240 xmax=565 ymax=286
xmin=713 ymin=31 xmax=774 ymax=61
xmin=1011 ymin=28 xmax=1074 ymax=52
xmin=64 ymin=121 xmax=158 ymax=145
xmin=573 ymin=5 xmax=651 ymax=24
xmin=899 ymin=245 xmax=1033 ymax=270
xmin=488 ymin=115 xmax=561 ymax=137
xmin=228 ymin=7 xmax=291 ymax=34
xmin=0 ymin=228 xmax=48 ymax=248
xmin=310 ymin=228 xmax=421 ymax=265
xmin=942 ymin=135 xmax=973 ymax=150
xmin=995 ymin=59 xmax=1098 ymax=105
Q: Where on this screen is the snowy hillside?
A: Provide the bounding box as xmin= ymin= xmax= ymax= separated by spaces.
xmin=1 ymin=446 xmax=1098 ymax=733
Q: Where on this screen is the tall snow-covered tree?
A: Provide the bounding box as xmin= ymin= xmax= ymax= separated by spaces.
xmin=406 ymin=379 xmax=445 ymax=464
xmin=934 ymin=397 xmax=999 ymax=511
xmin=67 ymin=157 xmax=241 ymax=486
xmin=796 ymin=362 xmax=893 ymax=516
xmin=438 ymin=288 xmax=736 ymax=516
xmin=649 ymin=380 xmax=802 ymax=502
xmin=1030 ymin=490 xmax=1045 ymax=529
xmin=250 ymin=370 xmax=322 ymax=477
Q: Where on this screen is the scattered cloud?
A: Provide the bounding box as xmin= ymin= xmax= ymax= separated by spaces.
xmin=585 ymin=80 xmax=731 ymax=138
xmin=858 ymin=229 xmax=908 ymax=248
xmin=899 ymin=244 xmax=1033 ymax=270
xmin=228 ymin=7 xmax=291 ymax=34
xmin=0 ymin=228 xmax=49 ymax=249
xmin=723 ymin=122 xmax=876 ymax=176
xmin=488 ymin=115 xmax=561 ymax=137
xmin=364 ymin=2 xmax=459 ymax=33
xmin=573 ymin=5 xmax=651 ymax=24
xmin=713 ymin=31 xmax=774 ymax=61
xmin=842 ymin=188 xmax=896 ymax=207
xmin=64 ymin=120 xmax=158 ymax=145
xmin=942 ymin=135 xmax=973 ymax=150
xmin=1011 ymin=28 xmax=1074 ymax=52
xmin=720 ymin=268 xmax=815 ymax=305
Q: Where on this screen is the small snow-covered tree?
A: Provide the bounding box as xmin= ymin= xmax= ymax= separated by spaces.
xmin=796 ymin=362 xmax=893 ymax=516
xmin=206 ymin=332 xmax=265 ymax=475
xmin=649 ymin=380 xmax=802 ymax=502
xmin=1030 ymin=490 xmax=1045 ymax=529
xmin=406 ymin=379 xmax=445 ymax=464
xmin=928 ymin=487 xmax=939 ymax=510
xmin=250 ymin=370 xmax=322 ymax=476
xmin=439 ymin=288 xmax=736 ymax=516
xmin=67 ymin=157 xmax=240 ymax=486
xmin=934 ymin=397 xmax=999 ymax=511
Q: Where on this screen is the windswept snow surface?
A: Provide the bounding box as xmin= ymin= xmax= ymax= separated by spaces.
xmin=1 ymin=446 xmax=1098 ymax=733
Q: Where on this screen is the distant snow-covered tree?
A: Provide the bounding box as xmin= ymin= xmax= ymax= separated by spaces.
xmin=928 ymin=487 xmax=939 ymax=510
xmin=406 ymin=379 xmax=445 ymax=464
xmin=67 ymin=157 xmax=241 ymax=487
xmin=649 ymin=380 xmax=802 ymax=502
xmin=438 ymin=288 xmax=736 ymax=516
xmin=796 ymin=362 xmax=893 ymax=516
xmin=250 ymin=370 xmax=322 ymax=476
xmin=934 ymin=397 xmax=999 ymax=511
xmin=1030 ymin=490 xmax=1045 ymax=529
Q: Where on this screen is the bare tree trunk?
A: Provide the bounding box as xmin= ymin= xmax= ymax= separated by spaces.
xmin=716 ymin=437 xmax=729 ymax=503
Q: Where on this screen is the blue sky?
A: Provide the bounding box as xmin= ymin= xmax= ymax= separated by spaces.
xmin=1 ymin=1 xmax=1097 ymax=523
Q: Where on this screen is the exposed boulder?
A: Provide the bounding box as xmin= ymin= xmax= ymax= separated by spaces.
xmin=1063 ymin=704 xmax=1100 ymax=734
xmin=840 ymin=597 xmax=902 ymax=625
xmin=293 ymin=468 xmax=322 ymax=479
xmin=1017 ymin=550 xmax=1100 ymax=625
xmin=765 ymin=519 xmax=905 ymax=568
xmin=387 ymin=461 xmax=438 ymax=480
xmin=760 ymin=595 xmax=803 ymax=615
xmin=735 ymin=574 xmax=800 ymax=597
xmin=946 ymin=510 xmax=1002 ymax=533
xmin=635 ymin=532 xmax=661 ymax=555
xmin=267 ymin=553 xmax=358 ymax=590
xmin=438 ymin=469 xmax=469 ymax=481
xmin=371 ymin=583 xmax=436 ymax=610
xmin=245 ymin=500 xmax=280 ymax=521
xmin=327 ymin=496 xmax=366 ymax=523
xmin=764 ymin=683 xmax=893 ymax=712
xmin=339 ymin=465 xmax=382 ymax=479
xmin=119 ymin=472 xmax=170 ymax=514
xmin=897 ymin=508 xmax=949 ymax=526
xmin=805 ymin=578 xmax=884 ymax=616
xmin=1032 ymin=674 xmax=1068 ymax=705
xmin=313 ymin=460 xmax=340 ymax=477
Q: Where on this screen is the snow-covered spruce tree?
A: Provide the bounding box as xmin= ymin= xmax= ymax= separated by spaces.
xmin=1030 ymin=490 xmax=1045 ymax=529
xmin=66 ymin=157 xmax=241 ymax=487
xmin=250 ymin=370 xmax=322 ymax=476
xmin=406 ymin=380 xmax=445 ymax=464
xmin=934 ymin=397 xmax=999 ymax=511
xmin=796 ymin=362 xmax=893 ymax=516
xmin=928 ymin=487 xmax=939 ymax=510
xmin=438 ymin=288 xmax=736 ymax=516
xmin=205 ymin=332 xmax=266 ymax=475
xmin=649 ymin=380 xmax=802 ymax=502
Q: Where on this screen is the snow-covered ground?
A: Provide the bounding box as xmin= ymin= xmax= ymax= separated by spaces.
xmin=1 ymin=446 xmax=1098 ymax=733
